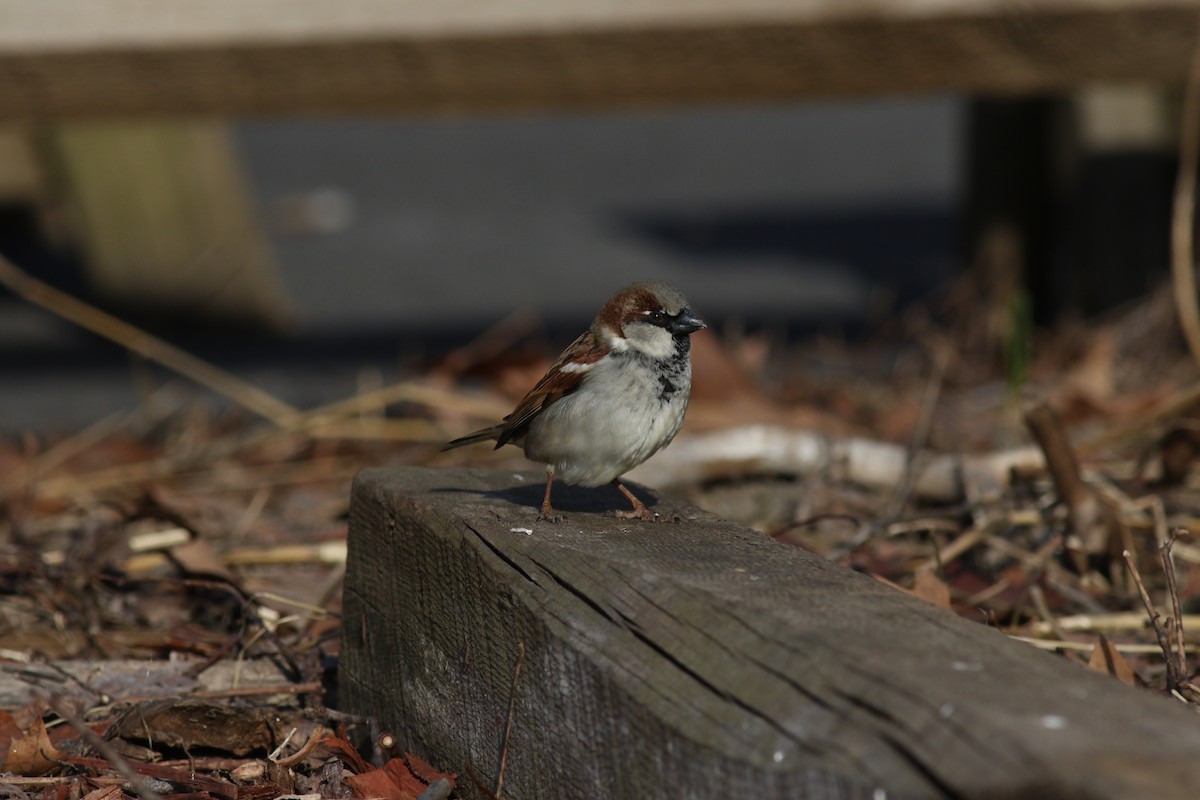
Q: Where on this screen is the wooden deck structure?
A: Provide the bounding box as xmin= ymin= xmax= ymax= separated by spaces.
xmin=0 ymin=1 xmax=1199 ymax=119
xmin=0 ymin=0 xmax=1194 ymax=319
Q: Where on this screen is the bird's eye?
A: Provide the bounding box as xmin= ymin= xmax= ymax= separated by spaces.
xmin=645 ymin=309 xmax=667 ymax=324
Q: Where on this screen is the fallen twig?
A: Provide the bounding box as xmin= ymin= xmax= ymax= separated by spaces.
xmin=1028 ymin=612 xmax=1200 ymax=636
xmin=120 ymin=541 xmax=351 ymax=575
xmin=301 ymin=381 xmax=510 ymax=431
xmin=271 ymin=725 xmax=325 ymax=768
xmin=916 ymin=524 xmax=985 ymax=574
xmin=1161 ymin=530 xmax=1189 ymax=685
xmin=1025 ymin=402 xmax=1115 ymax=565
xmin=1123 ymin=549 xmax=1184 ymax=692
xmin=0 ymin=254 xmax=298 ymax=426
xmin=495 ymin=641 xmax=526 ymax=800
xmin=1012 ymin=636 xmax=1197 ymax=654
xmin=1028 ymin=585 xmax=1068 ymax=642
xmin=45 ymin=695 xmax=163 ymax=800
xmin=885 ymin=346 xmax=949 ymax=520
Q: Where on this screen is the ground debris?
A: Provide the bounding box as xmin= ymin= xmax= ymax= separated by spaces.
xmin=4 ymin=271 xmax=1200 ymax=799
xmin=110 ymin=699 xmax=274 ymax=757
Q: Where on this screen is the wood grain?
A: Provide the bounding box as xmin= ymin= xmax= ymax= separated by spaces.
xmin=0 ymin=1 xmax=1199 ymax=118
xmin=342 ymin=466 xmax=1200 ymax=800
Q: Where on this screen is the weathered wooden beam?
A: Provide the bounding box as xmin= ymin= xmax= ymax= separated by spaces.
xmin=342 ymin=467 xmax=1200 ymax=800
xmin=1 ymin=1 xmax=1199 ymax=119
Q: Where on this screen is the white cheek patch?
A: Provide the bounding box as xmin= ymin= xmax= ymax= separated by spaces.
xmin=602 ymin=334 xmax=630 ymax=352
xmin=559 ymin=361 xmax=595 ymax=373
xmin=624 ymin=323 xmax=675 ymax=359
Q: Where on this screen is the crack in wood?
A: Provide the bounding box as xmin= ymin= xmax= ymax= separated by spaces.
xmin=611 ymin=607 xmax=828 ymax=761
xmin=830 ymin=688 xmax=966 ymax=800
xmin=610 ymin=569 xmax=906 ymax=780
xmin=525 ymin=553 xmax=618 ymax=624
xmin=463 ymin=522 xmax=541 ymax=587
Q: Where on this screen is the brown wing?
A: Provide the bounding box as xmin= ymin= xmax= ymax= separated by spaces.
xmin=495 ymin=330 xmax=606 ymax=447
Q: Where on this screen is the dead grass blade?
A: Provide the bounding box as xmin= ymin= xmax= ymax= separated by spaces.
xmin=1172 ymin=33 xmax=1200 ymax=370
xmin=0 ymin=254 xmax=298 ymax=426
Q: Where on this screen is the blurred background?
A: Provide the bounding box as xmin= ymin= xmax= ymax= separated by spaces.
xmin=6 ymin=1 xmax=1200 ymax=745
xmin=0 ymin=2 xmax=1188 ymax=433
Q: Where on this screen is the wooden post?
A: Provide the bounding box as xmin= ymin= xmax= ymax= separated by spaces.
xmin=343 ymin=467 xmax=1200 ymax=800
xmin=43 ymin=121 xmax=291 ymax=327
xmin=0 ymin=126 xmax=40 ymax=202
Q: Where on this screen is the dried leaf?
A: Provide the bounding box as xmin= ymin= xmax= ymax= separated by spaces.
xmin=346 ymin=768 xmax=406 ymax=800
xmin=80 ymin=785 xmax=125 ymax=800
xmin=346 ymin=756 xmax=456 ymax=800
xmin=10 ymin=701 xmax=47 ymax=731
xmin=319 ymin=733 xmax=372 ymax=775
xmin=380 ymin=761 xmax=426 ymax=796
xmin=911 ymin=569 xmax=953 ymax=610
xmin=1087 ymin=634 xmax=1140 ymax=686
xmin=0 ymin=710 xmax=24 ymax=757
xmin=871 ymin=571 xmax=953 ymax=611
xmin=4 ymin=716 xmax=62 ymax=776
xmin=167 ymin=538 xmax=236 ymax=582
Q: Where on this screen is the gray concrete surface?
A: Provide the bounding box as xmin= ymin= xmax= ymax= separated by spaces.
xmin=0 ymin=97 xmax=961 ymax=434
xmin=242 ymin=97 xmax=960 ymax=331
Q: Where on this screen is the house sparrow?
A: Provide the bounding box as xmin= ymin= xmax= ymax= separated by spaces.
xmin=443 ymin=281 xmax=705 ymax=522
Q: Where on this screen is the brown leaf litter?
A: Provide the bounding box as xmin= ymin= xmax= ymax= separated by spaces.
xmin=5 ymin=262 xmax=1200 ymax=798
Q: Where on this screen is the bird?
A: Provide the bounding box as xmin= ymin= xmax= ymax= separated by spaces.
xmin=442 ymin=281 xmax=705 ymax=522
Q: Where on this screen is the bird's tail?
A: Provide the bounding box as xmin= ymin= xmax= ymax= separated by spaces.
xmin=441 ymin=425 xmax=504 ymax=451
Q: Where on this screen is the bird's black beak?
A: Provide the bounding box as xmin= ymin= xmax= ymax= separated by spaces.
xmin=671 ymin=309 xmax=706 ymax=336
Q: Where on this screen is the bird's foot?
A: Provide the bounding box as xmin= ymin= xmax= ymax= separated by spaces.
xmin=537 ymin=505 xmax=564 ymax=523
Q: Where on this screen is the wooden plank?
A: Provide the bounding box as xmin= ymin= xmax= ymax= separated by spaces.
xmin=342 ymin=466 xmax=1200 ymax=800
xmin=44 ymin=121 xmax=291 ymax=326
xmin=0 ymin=126 xmax=39 ymax=201
xmin=0 ymin=1 xmax=1199 ymax=118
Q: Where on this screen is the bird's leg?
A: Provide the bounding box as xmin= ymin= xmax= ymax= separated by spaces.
xmin=612 ymin=479 xmax=658 ymax=521
xmin=537 ymin=471 xmax=563 ymax=523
